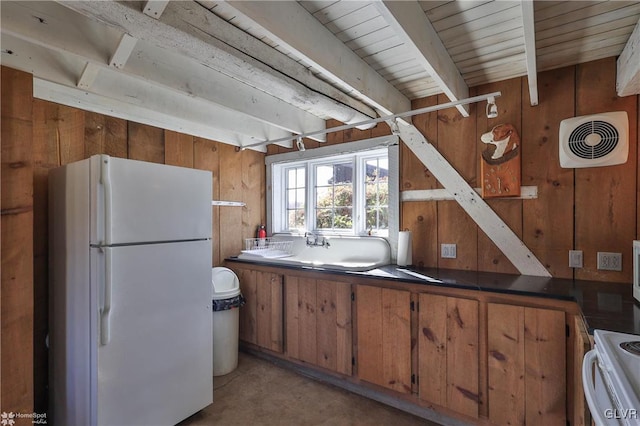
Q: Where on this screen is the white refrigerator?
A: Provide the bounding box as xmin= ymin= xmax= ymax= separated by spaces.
xmin=49 ymin=155 xmax=213 ymax=426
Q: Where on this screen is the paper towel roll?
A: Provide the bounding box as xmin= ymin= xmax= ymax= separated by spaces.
xmin=397 ymin=231 xmax=413 ymax=266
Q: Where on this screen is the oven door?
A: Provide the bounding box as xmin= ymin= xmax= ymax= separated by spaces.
xmin=583 ymin=349 xmax=629 ymax=426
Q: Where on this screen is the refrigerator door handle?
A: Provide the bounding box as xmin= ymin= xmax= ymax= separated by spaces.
xmin=100 ymin=247 xmax=113 ymax=345
xmin=100 ymin=155 xmax=113 ymax=246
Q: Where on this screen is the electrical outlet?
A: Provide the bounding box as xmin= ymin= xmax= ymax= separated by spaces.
xmin=569 ymin=250 xmax=583 ymax=268
xmin=597 ymin=252 xmax=622 ymax=271
xmin=441 ymin=243 xmax=457 ymax=259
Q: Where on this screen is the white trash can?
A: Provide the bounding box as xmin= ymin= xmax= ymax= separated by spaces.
xmin=211 ymin=267 xmax=244 ymax=376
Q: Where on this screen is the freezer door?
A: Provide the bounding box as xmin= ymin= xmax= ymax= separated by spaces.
xmin=96 ymin=240 xmax=212 ymax=426
xmin=90 ymin=155 xmax=212 ymax=245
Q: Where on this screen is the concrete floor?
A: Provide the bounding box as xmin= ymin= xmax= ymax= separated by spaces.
xmin=179 ymin=351 xmax=437 ymax=426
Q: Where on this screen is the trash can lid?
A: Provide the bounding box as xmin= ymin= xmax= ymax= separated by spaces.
xmin=212 ymin=267 xmax=241 ymax=300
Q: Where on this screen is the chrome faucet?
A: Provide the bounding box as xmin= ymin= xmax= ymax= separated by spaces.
xmin=304 ymin=232 xmax=330 ymax=248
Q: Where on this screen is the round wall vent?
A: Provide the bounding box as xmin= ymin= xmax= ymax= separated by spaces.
xmin=559 ymin=111 xmax=628 ymax=168
xmin=567 ymin=120 xmax=619 ymax=159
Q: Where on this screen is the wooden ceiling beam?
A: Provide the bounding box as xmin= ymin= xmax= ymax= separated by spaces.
xmin=170 ymin=1 xmax=377 ymax=124
xmin=2 ymin=1 xmax=323 ymax=143
xmin=56 ymin=0 xmax=376 ymax=127
xmin=2 ymin=32 xmax=297 ymax=149
xmin=374 ymin=0 xmax=470 ymax=116
xmin=224 ymin=0 xmax=411 ymax=117
xmin=521 ymin=0 xmax=539 ymax=106
xmin=35 ymin=77 xmax=269 ymax=151
xmin=617 ymin=17 xmax=640 ymax=96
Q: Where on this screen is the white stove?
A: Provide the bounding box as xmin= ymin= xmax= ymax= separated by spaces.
xmin=583 ymin=329 xmax=640 ymax=425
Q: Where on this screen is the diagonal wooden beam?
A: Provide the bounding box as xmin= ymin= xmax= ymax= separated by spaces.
xmin=394 ymin=120 xmax=551 ymax=277
xmin=374 ymin=0 xmax=470 ymax=117
xmin=224 ymin=0 xmax=411 ymax=117
xmin=521 ymin=0 xmax=539 ymax=105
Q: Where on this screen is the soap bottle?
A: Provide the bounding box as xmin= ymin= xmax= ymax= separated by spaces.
xmin=257 ymin=224 xmax=267 ymax=246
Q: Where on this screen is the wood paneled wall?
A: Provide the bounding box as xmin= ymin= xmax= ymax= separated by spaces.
xmin=1 ymin=56 xmax=638 ymax=416
xmin=268 ymin=57 xmax=639 ymax=283
xmin=0 ymin=65 xmax=266 ymax=414
xmin=403 ymin=57 xmax=638 ymax=282
xmin=2 ymin=66 xmax=35 ymax=424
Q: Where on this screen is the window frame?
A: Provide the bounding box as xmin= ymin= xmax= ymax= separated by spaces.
xmin=266 ymin=135 xmax=399 ymax=240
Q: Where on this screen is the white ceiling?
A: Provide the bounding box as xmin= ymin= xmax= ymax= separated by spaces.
xmin=2 ymin=1 xmax=639 ymax=150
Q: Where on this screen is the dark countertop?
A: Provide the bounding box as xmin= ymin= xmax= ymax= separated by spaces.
xmin=226 ymin=257 xmax=639 ymax=336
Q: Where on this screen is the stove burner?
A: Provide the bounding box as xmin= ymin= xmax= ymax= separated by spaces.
xmin=620 ymin=341 xmax=640 ymax=356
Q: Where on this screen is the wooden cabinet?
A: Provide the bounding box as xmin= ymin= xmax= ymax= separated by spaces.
xmin=355 ymin=285 xmax=412 ymax=394
xmin=285 ymin=276 xmax=352 ymax=375
xmin=418 ymin=294 xmax=479 ymax=419
xmin=487 ymin=303 xmax=566 ymax=426
xmin=231 ymin=266 xmax=283 ymax=353
xmin=227 ymin=262 xmax=575 ymax=426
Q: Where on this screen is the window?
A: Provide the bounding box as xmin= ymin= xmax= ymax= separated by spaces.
xmin=268 ymin=137 xmax=398 ymax=237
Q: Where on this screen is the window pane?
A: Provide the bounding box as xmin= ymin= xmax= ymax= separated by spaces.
xmin=333 ymin=163 xmax=353 ymax=184
xmin=367 ymin=206 xmax=389 ymax=230
xmin=366 ymin=208 xmax=377 ymax=229
xmin=287 ymin=166 xmax=305 ymax=190
xmin=316 ymin=207 xmax=352 ymax=229
xmin=296 ymin=189 xmax=305 ymax=208
xmin=296 ymin=168 xmax=305 ymax=185
xmin=284 ymin=166 xmax=306 ymax=230
xmin=287 ymin=168 xmax=297 ymax=186
xmin=334 ymin=185 xmax=353 ymax=207
xmin=316 ymin=186 xmax=332 ymax=207
xmin=365 ymin=183 xmax=377 ymax=207
xmin=316 ymin=165 xmax=334 ymax=186
xmin=287 ymin=189 xmax=297 ymax=209
xmin=364 ymin=155 xmax=389 ymax=232
xmin=365 ymin=158 xmax=388 ymax=182
xmin=379 ymin=207 xmax=389 ymax=228
xmin=378 ymin=183 xmax=389 ymax=205
xmin=288 ymin=209 xmax=305 ymax=229
xmin=334 ymin=207 xmax=352 ymax=229
xmin=315 ymin=208 xmax=332 ymax=229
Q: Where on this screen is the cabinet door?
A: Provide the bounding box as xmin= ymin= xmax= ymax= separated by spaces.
xmin=487 ymin=303 xmax=566 ymax=426
xmin=317 ymin=280 xmax=352 ymax=375
xmin=229 ymin=265 xmax=283 ymax=353
xmin=286 ymin=276 xmax=317 ymax=363
xmin=285 ymin=277 xmax=352 ymax=375
xmin=356 ymin=285 xmax=411 ymax=394
xmin=233 ymin=267 xmax=257 ymax=345
xmin=418 ymin=294 xmax=479 ymax=419
xmin=256 ymin=271 xmax=284 ymax=353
